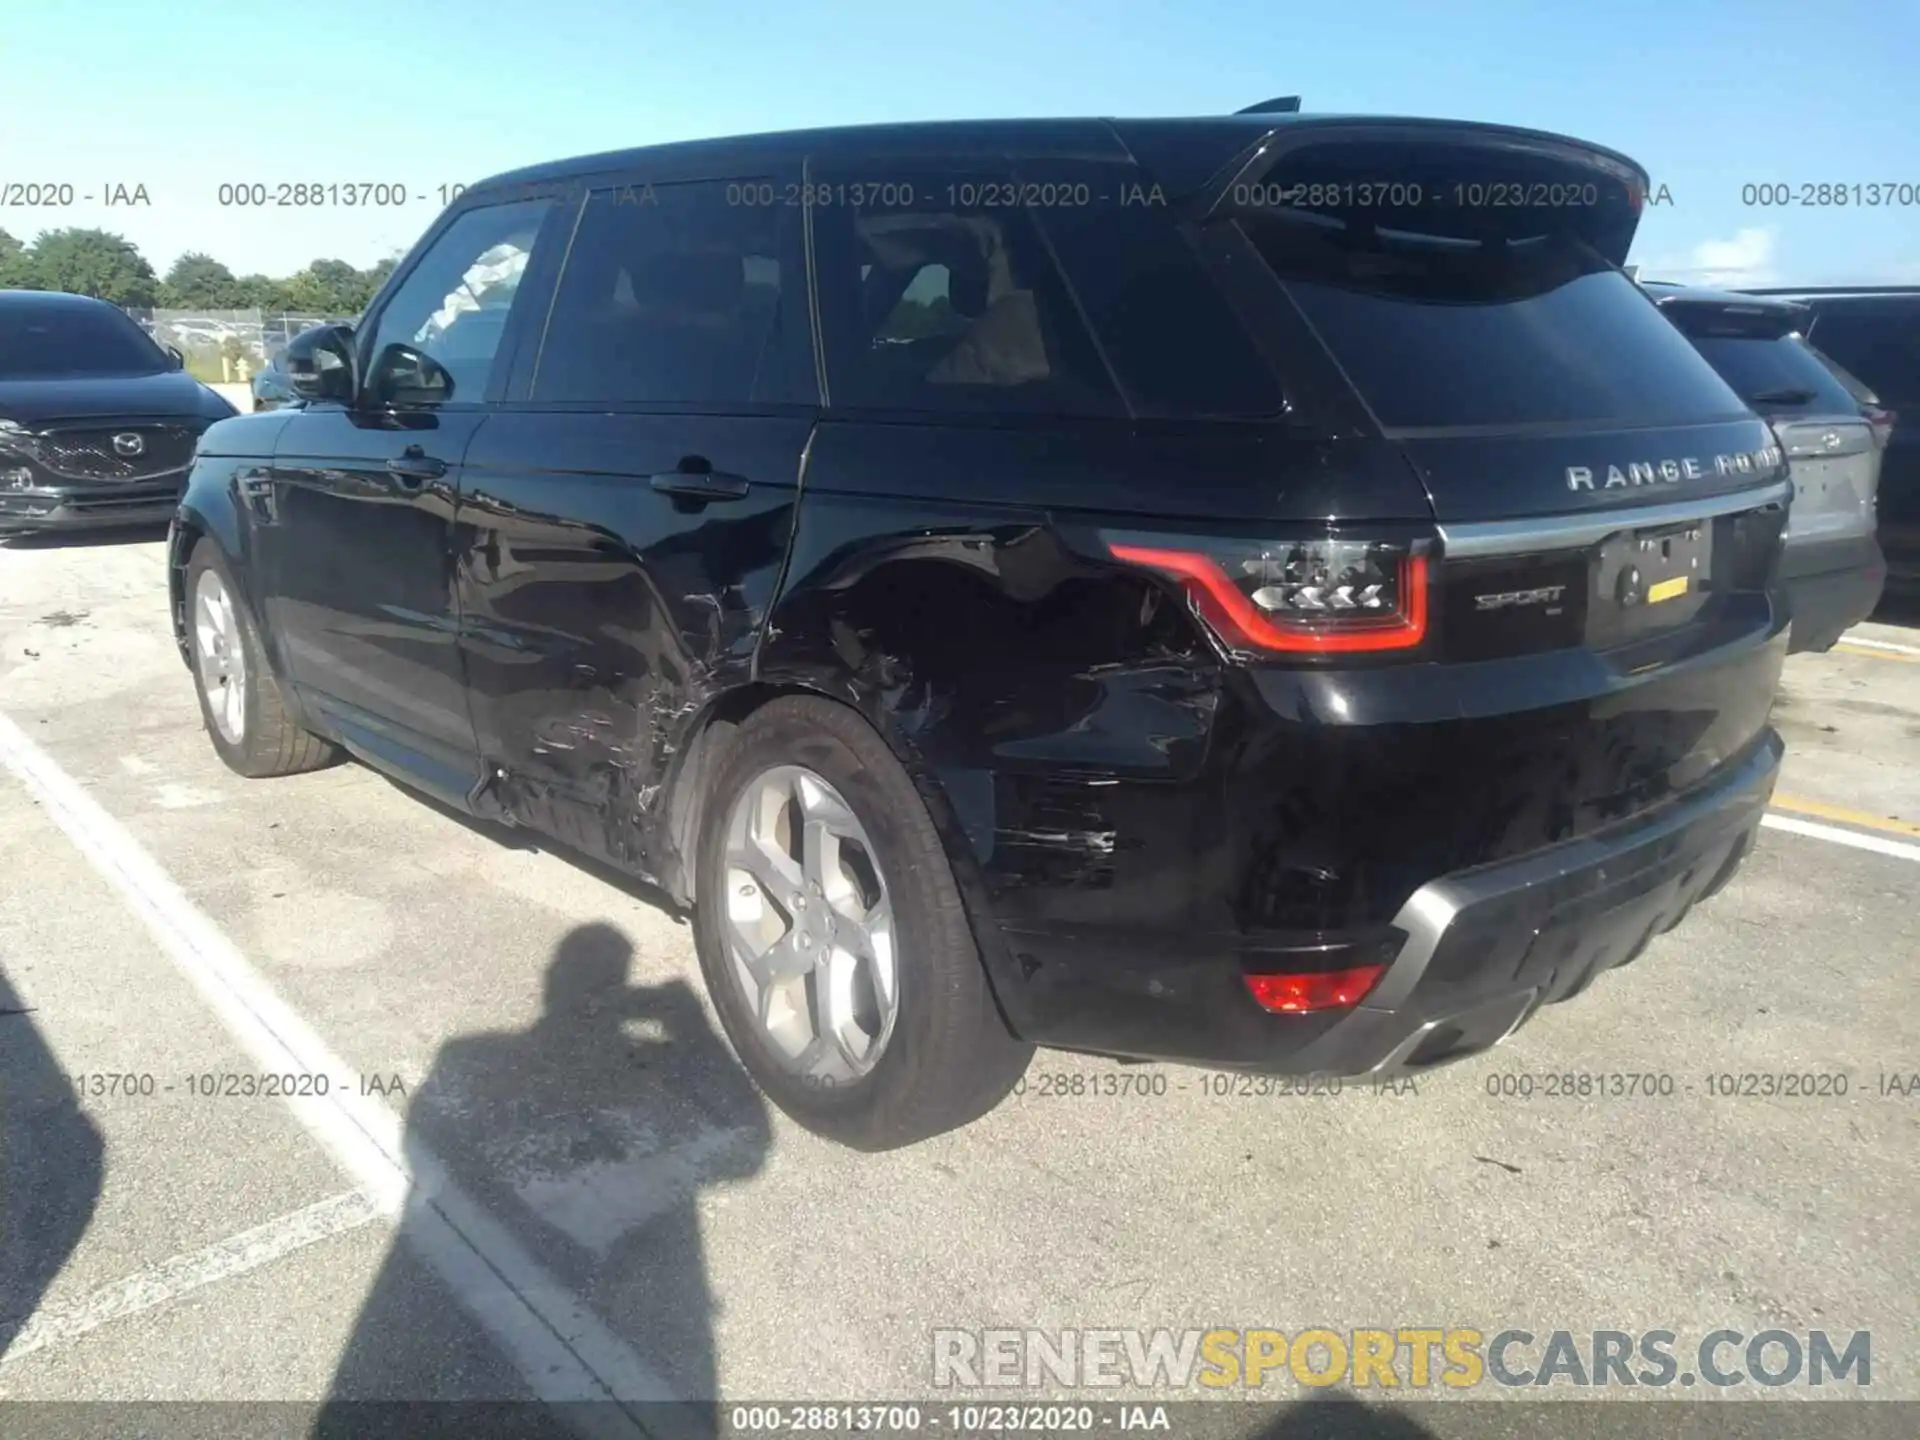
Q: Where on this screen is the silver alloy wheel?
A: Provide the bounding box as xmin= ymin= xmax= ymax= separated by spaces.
xmin=721 ymin=764 xmax=899 ymax=1082
xmin=193 ymin=568 xmax=247 ymax=745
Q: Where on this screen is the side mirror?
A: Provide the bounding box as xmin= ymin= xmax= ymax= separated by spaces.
xmin=366 ymin=342 xmax=456 ymax=408
xmin=166 ymin=345 xmax=186 ymax=370
xmin=284 ymin=323 xmax=358 ymax=405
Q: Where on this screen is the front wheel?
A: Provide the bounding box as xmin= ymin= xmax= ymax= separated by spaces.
xmin=692 ymin=696 xmax=1032 ymax=1150
xmin=186 ymin=542 xmax=341 ymax=778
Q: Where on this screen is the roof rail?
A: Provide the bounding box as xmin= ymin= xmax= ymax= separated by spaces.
xmin=1737 ymin=284 xmax=1920 ymax=296
xmin=1236 ymin=96 xmax=1302 ymax=114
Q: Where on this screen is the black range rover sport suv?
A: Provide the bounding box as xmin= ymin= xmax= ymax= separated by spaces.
xmin=168 ymin=110 xmax=1791 ymax=1149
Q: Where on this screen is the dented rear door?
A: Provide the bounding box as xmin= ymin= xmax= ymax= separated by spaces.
xmin=450 ymin=168 xmax=816 ymax=875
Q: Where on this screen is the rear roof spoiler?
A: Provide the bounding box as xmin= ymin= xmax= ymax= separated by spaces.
xmin=1195 ymin=118 xmax=1649 ymax=265
xmin=1235 ymin=96 xmax=1302 ymax=114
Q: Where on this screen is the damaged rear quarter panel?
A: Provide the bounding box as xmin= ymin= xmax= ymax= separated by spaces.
xmin=755 ymin=421 xmax=1233 ymax=984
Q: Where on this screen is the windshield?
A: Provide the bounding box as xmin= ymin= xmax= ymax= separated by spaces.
xmin=0 ymin=303 xmax=172 ymax=379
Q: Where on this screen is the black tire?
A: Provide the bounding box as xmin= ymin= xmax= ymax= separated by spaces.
xmin=185 ymin=540 xmax=341 ymax=778
xmin=692 ymin=695 xmax=1033 ymax=1150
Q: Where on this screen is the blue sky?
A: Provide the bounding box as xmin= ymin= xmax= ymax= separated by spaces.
xmin=3 ymin=0 xmax=1915 ymax=285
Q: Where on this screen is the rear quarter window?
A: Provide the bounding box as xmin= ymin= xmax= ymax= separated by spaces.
xmin=1806 ymin=302 xmax=1920 ymax=406
xmin=1042 ymin=199 xmax=1286 ymax=419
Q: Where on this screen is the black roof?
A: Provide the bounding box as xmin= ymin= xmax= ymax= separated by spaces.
xmin=0 ymin=288 xmax=123 ymax=311
xmin=470 ymin=112 xmax=1648 ymax=207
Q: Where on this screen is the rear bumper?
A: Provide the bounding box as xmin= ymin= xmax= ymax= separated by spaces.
xmin=1781 ymin=532 xmax=1885 ymax=652
xmin=0 ymin=478 xmax=185 ymax=534
xmin=990 ymin=729 xmax=1781 ymax=1076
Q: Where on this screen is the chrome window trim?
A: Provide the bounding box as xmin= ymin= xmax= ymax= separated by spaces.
xmin=1437 ymin=479 xmax=1792 ymax=559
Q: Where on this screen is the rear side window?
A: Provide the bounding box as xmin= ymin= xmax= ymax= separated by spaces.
xmin=810 ymin=172 xmax=1122 ymax=417
xmin=535 ymin=181 xmax=801 ymax=405
xmin=1806 ymin=343 xmax=1879 ymax=406
xmin=1685 ymin=333 xmax=1860 ymax=414
xmin=1242 ymin=214 xmax=1745 ymax=432
xmin=1805 ymin=304 xmax=1920 ymax=405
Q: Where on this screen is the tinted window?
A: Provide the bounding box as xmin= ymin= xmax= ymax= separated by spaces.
xmin=1806 ymin=303 xmax=1920 ymax=405
xmin=813 ymin=175 xmax=1121 ymax=417
xmin=1805 ymin=343 xmax=1879 ymax=407
xmin=1045 ymin=200 xmax=1284 ymax=418
xmin=0 ymin=302 xmax=169 ymax=378
xmin=365 ymin=198 xmax=550 ymax=405
xmin=1687 ymin=334 xmax=1861 ymax=414
xmin=1239 ymin=217 xmax=1745 ymax=431
xmin=535 ymin=182 xmax=795 ymax=405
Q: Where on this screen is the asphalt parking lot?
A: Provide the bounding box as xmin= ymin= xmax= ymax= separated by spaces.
xmin=1 ymin=529 xmax=1915 ymax=1435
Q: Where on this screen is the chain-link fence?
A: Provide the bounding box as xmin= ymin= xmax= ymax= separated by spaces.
xmin=122 ymin=308 xmax=354 ymax=384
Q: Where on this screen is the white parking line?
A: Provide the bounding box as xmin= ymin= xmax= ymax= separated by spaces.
xmin=1762 ymin=813 xmax=1920 ymax=863
xmin=1838 ymin=633 xmax=1920 ymax=657
xmin=2 ymin=1191 xmax=382 ymax=1367
xmin=0 ymin=709 xmax=686 ymax=1440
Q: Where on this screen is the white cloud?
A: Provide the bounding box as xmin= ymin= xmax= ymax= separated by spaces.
xmin=1635 ymin=227 xmax=1781 ymax=287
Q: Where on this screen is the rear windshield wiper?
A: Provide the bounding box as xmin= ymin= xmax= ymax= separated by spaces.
xmin=1746 ymin=387 xmax=1818 ymax=406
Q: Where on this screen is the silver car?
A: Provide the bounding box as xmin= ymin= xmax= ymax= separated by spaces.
xmin=1644 ymin=282 xmax=1885 ymax=652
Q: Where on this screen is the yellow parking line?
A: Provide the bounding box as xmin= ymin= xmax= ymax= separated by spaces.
xmin=1834 ymin=641 xmax=1920 ymax=663
xmin=1770 ymin=793 xmax=1920 ymax=839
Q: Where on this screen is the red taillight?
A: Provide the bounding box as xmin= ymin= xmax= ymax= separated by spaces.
xmin=1865 ymin=405 xmax=1897 ymax=443
xmin=1107 ymin=541 xmax=1429 ymax=654
xmin=1244 ymin=965 xmax=1387 ymax=1014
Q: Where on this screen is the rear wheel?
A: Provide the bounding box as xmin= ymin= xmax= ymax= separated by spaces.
xmin=186 ymin=542 xmax=340 ymax=778
xmin=692 ymin=695 xmax=1032 ymax=1150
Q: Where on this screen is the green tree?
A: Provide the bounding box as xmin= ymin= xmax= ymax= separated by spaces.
xmin=25 ymin=228 xmax=159 ymax=306
xmin=0 ymin=227 xmax=43 ymax=289
xmin=161 ymin=251 xmax=240 ymax=308
xmin=275 ymin=268 xmax=333 ymax=315
xmin=308 ymin=258 xmax=361 ymax=307
xmin=231 ymin=274 xmax=293 ymax=310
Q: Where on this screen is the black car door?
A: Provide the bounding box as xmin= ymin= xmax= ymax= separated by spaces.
xmin=258 ymin=195 xmax=563 ymax=803
xmin=453 ymin=166 xmax=817 ymax=874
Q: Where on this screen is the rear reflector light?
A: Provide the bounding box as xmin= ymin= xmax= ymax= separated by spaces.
xmin=1108 ymin=539 xmax=1429 ymax=654
xmin=1244 ymin=964 xmax=1387 ymax=1014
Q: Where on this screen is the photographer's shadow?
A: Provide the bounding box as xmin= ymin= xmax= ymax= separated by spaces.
xmin=320 ymin=922 xmax=771 ymax=1434
xmin=0 ymin=976 xmax=105 ymax=1360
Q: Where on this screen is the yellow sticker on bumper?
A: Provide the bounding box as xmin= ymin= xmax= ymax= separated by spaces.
xmin=1647 ymin=575 xmax=1690 ymax=604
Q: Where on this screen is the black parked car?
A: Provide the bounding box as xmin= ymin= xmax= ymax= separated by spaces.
xmin=169 ymin=110 xmax=1791 ymax=1149
xmin=0 ymin=290 xmax=239 ymax=536
xmin=1741 ymin=287 xmax=1919 ymax=599
xmin=1642 ymin=282 xmax=1884 ymax=651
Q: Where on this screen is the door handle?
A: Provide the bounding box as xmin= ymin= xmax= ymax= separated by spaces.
xmin=386 ymin=449 xmax=448 ymax=488
xmin=648 ymin=469 xmax=750 ymax=502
